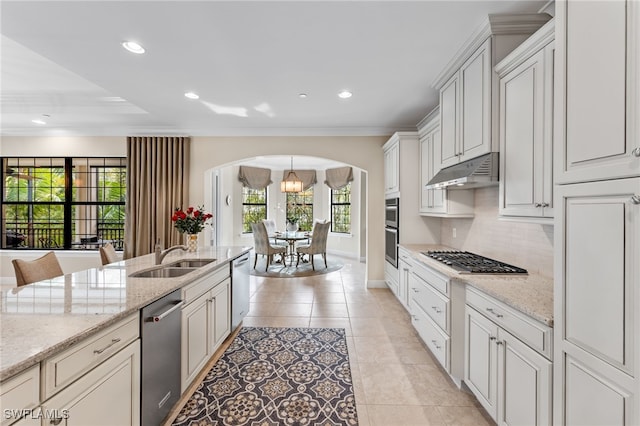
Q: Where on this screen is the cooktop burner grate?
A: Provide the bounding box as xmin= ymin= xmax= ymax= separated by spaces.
xmin=421 ymin=250 xmax=528 ymax=274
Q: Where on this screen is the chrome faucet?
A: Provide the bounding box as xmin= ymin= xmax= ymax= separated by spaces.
xmin=155 ymin=239 xmax=188 ymax=264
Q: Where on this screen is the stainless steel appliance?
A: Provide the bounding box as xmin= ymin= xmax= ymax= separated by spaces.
xmin=423 ymin=250 xmax=527 ymax=274
xmin=426 ymin=153 xmax=499 ymax=190
xmin=385 ymin=198 xmax=399 ymax=267
xmin=385 ymin=198 xmax=399 ymax=227
xmin=231 ymin=253 xmax=250 ymax=330
xmin=140 ymin=289 xmax=183 ymax=426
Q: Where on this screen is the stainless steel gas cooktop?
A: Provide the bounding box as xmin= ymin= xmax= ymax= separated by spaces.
xmin=422 ymin=250 xmax=528 ymax=274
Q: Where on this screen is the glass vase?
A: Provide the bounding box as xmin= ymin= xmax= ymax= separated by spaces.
xmin=187 ymin=234 xmax=198 ymax=252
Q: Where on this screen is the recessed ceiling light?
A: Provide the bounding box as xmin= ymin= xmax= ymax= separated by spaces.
xmin=184 ymin=92 xmax=200 ymax=100
xmin=122 ymin=41 xmax=145 ymax=54
xmin=32 ymin=119 xmax=46 ymax=125
xmin=299 ymin=93 xmax=308 ymax=99
xmin=338 ymin=90 xmax=353 ymax=99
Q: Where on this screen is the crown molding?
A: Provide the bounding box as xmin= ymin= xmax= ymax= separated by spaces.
xmin=495 ymin=19 xmax=555 ymax=77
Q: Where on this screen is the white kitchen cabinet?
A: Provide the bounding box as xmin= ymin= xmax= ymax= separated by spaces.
xmin=418 ymin=108 xmax=474 ymax=218
xmin=0 ymin=365 xmax=40 ymax=426
xmin=497 ymin=20 xmax=555 ymax=221
xmin=554 ymin=177 xmax=640 ymax=425
xmin=383 ymin=138 xmax=400 ymax=196
xmin=432 ymin=14 xmax=550 ymax=172
xmin=384 ymin=260 xmax=399 ymax=298
xmin=41 ymin=340 xmax=140 ymax=426
xmin=465 ymin=288 xmax=552 ymax=425
xmin=181 ymin=269 xmax=231 ymax=392
xmin=555 ymin=0 xmax=640 ymax=184
xmin=396 ymin=247 xmax=414 ymax=310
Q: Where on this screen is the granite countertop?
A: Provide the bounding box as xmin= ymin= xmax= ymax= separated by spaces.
xmin=0 ymin=246 xmax=251 ymax=382
xmin=400 ymin=244 xmax=553 ymax=327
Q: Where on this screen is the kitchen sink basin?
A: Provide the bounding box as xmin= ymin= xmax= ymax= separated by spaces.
xmin=168 ymin=259 xmax=216 ymax=268
xmin=129 ymin=267 xmax=198 ymax=278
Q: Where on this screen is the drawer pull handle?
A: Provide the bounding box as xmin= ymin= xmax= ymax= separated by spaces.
xmin=489 ymin=336 xmax=496 ymax=341
xmin=431 ymin=340 xmax=441 ymax=350
xmin=631 ymin=195 xmax=640 ymax=205
xmin=496 ymin=340 xmax=504 ymax=346
xmin=632 ymin=147 xmax=640 ymax=157
xmin=486 ymin=307 xmax=504 ymax=318
xmin=94 ymin=338 xmax=121 ymax=354
xmin=411 ymin=315 xmax=418 ymax=321
xmin=50 ymin=419 xmax=64 ymax=425
xmin=412 ymin=288 xmax=419 ymax=293
xmin=431 ymin=306 xmax=442 ymax=314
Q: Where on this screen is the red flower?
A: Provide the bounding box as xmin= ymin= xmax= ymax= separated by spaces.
xmin=172 ymin=205 xmax=213 ymax=234
xmin=187 ymin=207 xmax=194 ymax=214
xmin=194 ymin=210 xmax=201 ymax=218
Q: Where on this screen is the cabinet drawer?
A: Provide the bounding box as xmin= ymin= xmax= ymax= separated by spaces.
xmin=411 ymin=302 xmax=450 ymax=370
xmin=413 ymin=261 xmax=449 ymax=296
xmin=0 ymin=365 xmax=40 ymax=426
xmin=410 ymin=273 xmax=449 ymax=333
xmin=42 ymin=313 xmax=139 ymax=400
xmin=183 ymin=266 xmax=229 ymax=304
xmin=466 ymin=287 xmax=552 ymax=359
xmin=398 ymin=248 xmax=414 ymax=266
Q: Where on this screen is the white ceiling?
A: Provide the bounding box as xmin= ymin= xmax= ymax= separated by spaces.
xmin=0 ymin=0 xmax=547 ymax=138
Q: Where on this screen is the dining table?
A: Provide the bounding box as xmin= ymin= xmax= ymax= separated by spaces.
xmin=273 ymin=231 xmax=310 ymax=266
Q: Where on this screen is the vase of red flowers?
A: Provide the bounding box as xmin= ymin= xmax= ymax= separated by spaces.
xmin=171 ymin=206 xmax=213 ymax=252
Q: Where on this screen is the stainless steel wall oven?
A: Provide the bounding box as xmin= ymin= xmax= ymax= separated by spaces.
xmin=385 ymin=198 xmax=399 ymax=267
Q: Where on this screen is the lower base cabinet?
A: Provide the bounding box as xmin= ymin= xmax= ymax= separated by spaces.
xmin=181 ymin=276 xmax=231 ymax=392
xmin=465 ymin=303 xmax=552 ymax=425
xmin=40 ymin=340 xmax=141 ymax=425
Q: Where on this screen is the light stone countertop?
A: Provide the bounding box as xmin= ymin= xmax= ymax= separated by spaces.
xmin=400 ymin=244 xmax=553 ymax=327
xmin=0 ymin=246 xmax=251 ymax=382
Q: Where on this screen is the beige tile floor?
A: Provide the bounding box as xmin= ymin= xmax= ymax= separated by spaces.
xmin=244 ymin=256 xmax=495 ymax=426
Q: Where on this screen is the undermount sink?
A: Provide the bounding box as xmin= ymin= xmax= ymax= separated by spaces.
xmin=168 ymin=259 xmax=216 ymax=268
xmin=129 ymin=267 xmax=198 ymax=278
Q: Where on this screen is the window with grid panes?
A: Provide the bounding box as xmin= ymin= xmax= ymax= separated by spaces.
xmin=286 ymin=187 xmax=313 ymax=231
xmin=1 ymin=157 xmax=126 ymax=250
xmin=242 ymin=186 xmax=267 ymax=233
xmin=331 ymin=184 xmax=351 ymax=233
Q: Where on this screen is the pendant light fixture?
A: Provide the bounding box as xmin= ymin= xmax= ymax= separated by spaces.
xmin=281 ymin=156 xmax=303 ymax=193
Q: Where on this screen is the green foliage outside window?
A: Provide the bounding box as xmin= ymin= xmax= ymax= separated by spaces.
xmin=286 ymin=187 xmax=313 ymax=231
xmin=242 ymin=187 xmax=267 ymax=233
xmin=331 ymin=184 xmax=351 ymax=233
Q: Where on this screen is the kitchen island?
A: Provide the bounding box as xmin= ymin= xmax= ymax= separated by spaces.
xmin=0 ymin=245 xmax=251 ymax=425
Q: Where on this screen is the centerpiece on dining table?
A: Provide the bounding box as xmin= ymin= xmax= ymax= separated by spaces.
xmin=172 ymin=206 xmax=213 ymax=252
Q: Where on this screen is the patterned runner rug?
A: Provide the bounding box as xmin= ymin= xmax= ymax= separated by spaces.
xmin=173 ymin=327 xmax=359 ymax=426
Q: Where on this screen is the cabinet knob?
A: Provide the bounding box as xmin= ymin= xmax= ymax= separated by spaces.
xmin=489 ymin=336 xmax=496 ymax=341
xmin=632 ymin=147 xmax=640 ymax=157
xmin=411 ymin=315 xmax=418 ymax=321
xmin=496 ymin=340 xmax=504 ymax=346
xmin=631 ymin=195 xmax=640 ymax=205
xmin=541 ymin=202 xmax=549 ymax=208
xmin=535 ymin=203 xmax=542 ymax=208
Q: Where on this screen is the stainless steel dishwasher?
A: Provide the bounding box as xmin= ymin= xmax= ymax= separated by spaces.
xmin=140 ymin=289 xmax=183 ymax=426
xmin=231 ymin=253 xmax=250 ymax=330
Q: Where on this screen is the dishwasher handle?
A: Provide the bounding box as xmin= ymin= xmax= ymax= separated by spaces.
xmin=234 ymin=255 xmax=249 ymax=265
xmin=151 ymin=301 xmax=184 ymax=323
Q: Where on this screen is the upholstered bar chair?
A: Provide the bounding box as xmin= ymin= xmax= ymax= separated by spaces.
xmin=12 ymin=251 xmax=64 ymax=286
xmin=251 ymin=222 xmax=287 ymax=271
xmin=296 ymin=221 xmax=331 ymax=270
xmin=99 ymin=243 xmax=119 ymax=265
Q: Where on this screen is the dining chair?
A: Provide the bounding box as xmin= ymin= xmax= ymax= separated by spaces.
xmin=99 ymin=243 xmax=120 ymax=265
xmin=12 ymin=251 xmax=64 ymax=286
xmin=251 ymin=222 xmax=287 ymax=271
xmin=296 ymin=221 xmax=331 ymax=270
xmin=262 ymin=219 xmax=280 ymax=244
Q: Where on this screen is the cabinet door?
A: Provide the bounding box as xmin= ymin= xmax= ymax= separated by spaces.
xmin=42 ymin=341 xmax=140 ymax=426
xmin=430 ymin=129 xmax=446 ymax=212
xmin=557 ymin=178 xmax=639 ymax=374
xmin=556 ymin=0 xmax=640 ymax=183
xmin=181 ymin=293 xmax=209 ymax=392
xmin=419 ymin=134 xmax=432 ymax=212
xmin=465 ymin=307 xmax=499 ymax=420
xmin=498 ymin=329 xmax=552 ymax=426
xmin=499 ymin=49 xmax=545 ymax=218
xmin=460 ymin=38 xmax=491 ymax=162
xmin=210 ymin=279 xmax=231 ymax=351
xmin=384 ymin=142 xmax=400 ymax=194
xmin=440 ymin=73 xmax=460 ymax=168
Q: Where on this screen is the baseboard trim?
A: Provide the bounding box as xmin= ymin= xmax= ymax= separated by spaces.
xmin=366 ymin=279 xmax=388 ymax=289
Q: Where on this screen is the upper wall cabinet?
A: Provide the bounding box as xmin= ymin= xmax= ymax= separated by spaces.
xmin=432 ymin=14 xmax=552 ymax=172
xmin=418 ymin=108 xmax=474 ymax=218
xmin=555 ymin=0 xmax=640 ymax=184
xmin=496 ymin=20 xmax=555 ymax=222
xmin=383 ymin=136 xmax=400 ymax=196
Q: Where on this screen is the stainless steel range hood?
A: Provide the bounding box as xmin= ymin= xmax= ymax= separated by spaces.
xmin=426 ymin=153 xmax=499 ymax=190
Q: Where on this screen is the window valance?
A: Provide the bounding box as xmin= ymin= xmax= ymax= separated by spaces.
xmin=238 ymin=166 xmax=272 ymax=190
xmin=282 ymin=170 xmax=317 ymax=190
xmin=324 ymin=166 xmax=354 ymax=190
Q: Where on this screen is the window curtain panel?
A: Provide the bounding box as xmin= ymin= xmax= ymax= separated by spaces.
xmin=124 ymin=136 xmax=190 ymax=259
xmin=324 ymin=166 xmax=354 ymax=190
xmin=238 ymin=166 xmax=272 ymax=189
xmin=282 ymin=170 xmax=317 ymax=189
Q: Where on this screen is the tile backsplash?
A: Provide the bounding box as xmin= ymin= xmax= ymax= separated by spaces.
xmin=440 ymin=187 xmax=554 ymax=278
